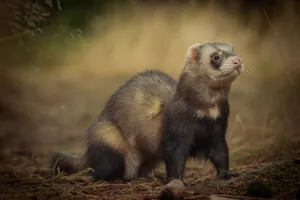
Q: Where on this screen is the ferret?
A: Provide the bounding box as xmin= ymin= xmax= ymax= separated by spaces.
xmin=50 ymin=42 xmax=243 ymax=187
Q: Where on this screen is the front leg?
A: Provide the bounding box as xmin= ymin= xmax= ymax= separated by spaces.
xmin=164 ymin=147 xmax=187 ymax=182
xmin=209 ymin=138 xmax=239 ymax=179
xmin=161 ymin=146 xmax=188 ymax=200
xmin=160 ymin=129 xmax=191 ymax=199
xmin=159 ymin=110 xmax=193 ymax=199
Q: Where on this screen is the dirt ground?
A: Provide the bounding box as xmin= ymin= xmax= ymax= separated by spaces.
xmin=0 ymin=146 xmax=299 ymax=200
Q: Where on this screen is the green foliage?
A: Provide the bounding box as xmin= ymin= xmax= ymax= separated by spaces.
xmin=0 ymin=0 xmax=134 ymax=69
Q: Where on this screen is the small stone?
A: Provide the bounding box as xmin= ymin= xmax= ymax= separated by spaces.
xmin=293 ymin=159 xmax=300 ymax=165
xmin=296 ymin=187 xmax=300 ymax=200
xmin=210 ymin=194 xmax=239 ymax=200
xmin=160 ymin=179 xmax=185 ymax=200
xmin=247 ymin=181 xmax=273 ymax=198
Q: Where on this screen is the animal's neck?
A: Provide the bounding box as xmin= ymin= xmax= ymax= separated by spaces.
xmin=174 ymin=72 xmax=230 ymax=118
xmin=177 ymin=76 xmax=230 ymax=106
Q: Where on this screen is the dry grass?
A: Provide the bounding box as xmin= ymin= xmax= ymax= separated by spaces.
xmin=1 ymin=1 xmax=300 ymax=199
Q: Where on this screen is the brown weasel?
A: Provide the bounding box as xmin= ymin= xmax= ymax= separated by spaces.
xmin=51 ymin=42 xmax=243 ymax=198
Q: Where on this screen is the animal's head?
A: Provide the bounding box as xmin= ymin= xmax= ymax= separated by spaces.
xmin=184 ymin=42 xmax=244 ymax=89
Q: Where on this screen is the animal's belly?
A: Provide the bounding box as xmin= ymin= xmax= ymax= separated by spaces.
xmin=133 ymin=115 xmax=163 ymax=154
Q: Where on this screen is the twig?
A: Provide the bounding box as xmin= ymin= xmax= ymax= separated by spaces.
xmin=84 ymin=194 xmax=103 ymax=199
xmin=189 ymin=174 xmax=212 ymax=185
xmin=188 ymin=157 xmax=296 ymax=190
xmin=185 ymin=195 xmax=205 ymax=199
xmin=0 ymin=26 xmax=53 ymax=43
xmin=52 ymin=157 xmax=62 ymax=175
xmin=212 ymin=194 xmax=276 ymax=200
xmin=31 ymin=154 xmax=40 ymax=175
xmin=143 ymin=193 xmax=161 ymax=200
xmin=0 ymin=179 xmax=21 ymax=184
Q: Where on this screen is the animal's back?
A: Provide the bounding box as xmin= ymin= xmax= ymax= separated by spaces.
xmin=95 ymin=69 xmax=176 ymax=148
xmin=86 ymin=69 xmax=177 ymax=179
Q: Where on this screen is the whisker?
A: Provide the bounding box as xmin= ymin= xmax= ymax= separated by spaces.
xmin=220 ymin=68 xmax=235 ymax=73
xmin=234 ymin=76 xmax=253 ymax=114
xmin=243 ymin=65 xmax=253 ymax=72
xmin=221 ymin=67 xmax=235 ymax=70
xmin=220 ymin=64 xmax=233 ymax=68
xmin=220 ymin=69 xmax=234 ymax=75
xmin=243 ymin=65 xmax=252 ymax=69
xmin=244 ymin=68 xmax=253 ymax=76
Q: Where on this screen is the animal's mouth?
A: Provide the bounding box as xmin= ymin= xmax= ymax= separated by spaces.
xmin=224 ymin=65 xmax=243 ymax=77
xmin=235 ymin=64 xmax=243 ymax=74
xmin=220 ymin=70 xmax=236 ymax=78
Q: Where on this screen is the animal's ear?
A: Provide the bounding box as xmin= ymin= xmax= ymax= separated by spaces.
xmin=186 ymin=44 xmax=202 ymax=62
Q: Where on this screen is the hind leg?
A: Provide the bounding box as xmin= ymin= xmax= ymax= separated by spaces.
xmin=138 ymin=158 xmax=159 ymax=180
xmin=86 ymin=144 xmax=125 ymax=181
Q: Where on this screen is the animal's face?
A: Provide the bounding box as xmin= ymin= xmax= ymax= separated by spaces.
xmin=185 ymin=42 xmax=244 ymax=88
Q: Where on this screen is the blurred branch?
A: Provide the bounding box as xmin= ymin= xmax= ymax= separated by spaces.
xmin=0 ymin=26 xmax=53 ymax=43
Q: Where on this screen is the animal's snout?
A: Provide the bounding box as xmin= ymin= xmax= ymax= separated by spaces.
xmin=232 ymin=57 xmax=242 ymax=65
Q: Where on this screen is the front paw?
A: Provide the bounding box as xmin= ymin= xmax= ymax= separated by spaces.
xmin=218 ymin=169 xmax=239 ymax=180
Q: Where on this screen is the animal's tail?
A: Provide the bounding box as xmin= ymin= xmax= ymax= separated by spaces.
xmin=50 ymin=152 xmax=84 ymax=175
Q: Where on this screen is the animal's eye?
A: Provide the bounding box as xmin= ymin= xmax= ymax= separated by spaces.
xmin=213 ymin=55 xmax=220 ymax=61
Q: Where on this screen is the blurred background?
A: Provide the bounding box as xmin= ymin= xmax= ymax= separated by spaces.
xmin=0 ymin=0 xmax=299 ymax=168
